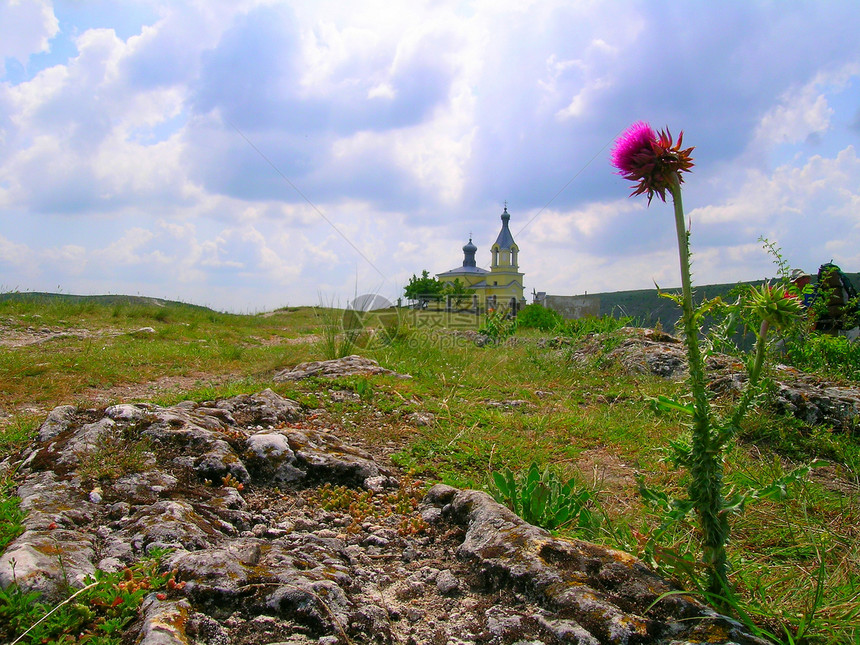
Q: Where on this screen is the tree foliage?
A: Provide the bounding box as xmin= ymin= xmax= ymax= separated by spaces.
xmin=404 ymin=272 xmax=475 ymax=305
xmin=404 ymin=270 xmax=446 ymax=302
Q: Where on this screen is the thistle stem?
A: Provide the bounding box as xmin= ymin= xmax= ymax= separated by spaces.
xmin=669 ymin=177 xmax=728 ymax=602
xmin=751 ymin=319 xmax=770 ymax=386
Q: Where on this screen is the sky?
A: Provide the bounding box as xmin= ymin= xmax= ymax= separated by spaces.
xmin=1 ymin=0 xmax=859 ymax=313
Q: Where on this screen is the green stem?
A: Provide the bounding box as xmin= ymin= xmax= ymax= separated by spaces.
xmin=669 ymin=178 xmax=728 ymax=603
xmin=750 ymin=319 xmax=770 ymax=387
xmin=718 ymin=318 xmax=770 ymax=449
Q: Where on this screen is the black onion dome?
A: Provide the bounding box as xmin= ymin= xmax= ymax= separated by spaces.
xmin=462 ymin=237 xmax=478 ymax=267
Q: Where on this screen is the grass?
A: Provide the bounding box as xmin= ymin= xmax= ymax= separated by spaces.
xmin=1 ymin=296 xmax=859 ymax=643
xmin=0 ymin=298 xmax=320 ymax=416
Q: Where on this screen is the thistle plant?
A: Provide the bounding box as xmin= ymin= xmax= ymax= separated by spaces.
xmin=611 ymin=122 xmax=801 ymax=601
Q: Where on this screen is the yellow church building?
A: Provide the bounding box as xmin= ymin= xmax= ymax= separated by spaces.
xmin=437 ymin=206 xmax=525 ymax=311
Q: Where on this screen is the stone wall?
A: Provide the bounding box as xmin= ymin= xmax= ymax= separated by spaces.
xmin=543 ymin=294 xmax=601 ymax=319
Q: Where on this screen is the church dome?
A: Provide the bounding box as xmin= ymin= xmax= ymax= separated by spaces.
xmin=462 ymin=237 xmax=478 ymax=267
xmin=494 ymin=206 xmax=515 ymax=250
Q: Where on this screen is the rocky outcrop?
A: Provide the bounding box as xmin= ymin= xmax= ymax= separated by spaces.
xmin=581 ymin=328 xmax=860 ymax=432
xmin=2 ymin=389 xmax=768 ymax=644
xmin=273 ymin=355 xmax=412 ymax=382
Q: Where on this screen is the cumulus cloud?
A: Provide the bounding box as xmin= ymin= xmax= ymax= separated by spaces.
xmin=1 ymin=1 xmax=859 ymax=310
xmin=753 ymin=74 xmax=843 ymax=147
xmin=0 ymin=0 xmax=58 ymax=66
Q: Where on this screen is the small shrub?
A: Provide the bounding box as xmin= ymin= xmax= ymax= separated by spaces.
xmin=785 ymin=333 xmax=860 ymax=381
xmin=77 ymin=425 xmax=153 ymax=483
xmin=516 ymin=304 xmax=562 ymax=332
xmin=314 ymin=303 xmax=363 ymax=359
xmin=480 ymin=310 xmax=518 ymax=343
xmin=1 ymin=549 xmax=182 ymax=645
xmin=314 ymin=478 xmax=427 ymax=534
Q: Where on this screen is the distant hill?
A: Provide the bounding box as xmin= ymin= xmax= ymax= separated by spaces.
xmin=596 ymin=271 xmax=860 ymax=329
xmin=0 ymin=291 xmax=214 ymax=311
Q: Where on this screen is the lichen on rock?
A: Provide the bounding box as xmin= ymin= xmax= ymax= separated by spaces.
xmin=2 ymin=389 xmax=770 ymax=644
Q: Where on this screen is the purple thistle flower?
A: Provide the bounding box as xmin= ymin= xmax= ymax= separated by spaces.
xmin=611 ymin=121 xmax=695 ymax=203
xmin=610 ymin=121 xmax=656 ymax=176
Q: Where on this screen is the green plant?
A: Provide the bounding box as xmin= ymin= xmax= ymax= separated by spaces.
xmin=0 ymin=479 xmax=26 ymax=552
xmin=785 ymin=333 xmax=860 ymax=381
xmin=480 ymin=310 xmax=517 ymax=343
xmin=2 ymin=548 xmax=182 ymax=645
xmin=354 ymin=377 xmax=373 ymax=402
xmin=314 ymin=299 xmax=364 ymax=360
xmin=77 ymin=425 xmax=153 ymax=483
xmin=0 ymin=415 xmax=41 ymax=455
xmin=612 ymin=122 xmax=805 ymax=602
xmin=556 ymin=314 xmax=634 ymax=341
xmin=490 ymin=462 xmax=602 ymax=536
xmin=0 ymin=574 xmax=47 ymax=642
xmin=314 ymin=478 xmax=428 ymax=535
xmin=373 ymin=310 xmax=412 ymax=346
xmin=515 ymin=304 xmax=562 ymax=332
xmin=403 ymin=270 xmax=446 ymax=306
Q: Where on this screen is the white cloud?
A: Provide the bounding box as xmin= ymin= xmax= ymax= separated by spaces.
xmin=94 ymin=227 xmax=157 ymax=265
xmin=1 ymin=2 xmax=860 ymax=310
xmin=0 ymin=0 xmax=58 ymax=65
xmin=755 ymin=88 xmax=833 ymax=146
xmin=0 ymin=233 xmax=37 ymax=277
xmin=694 ymin=146 xmax=860 ymax=226
xmin=753 ymin=65 xmax=860 ymax=149
xmin=523 ymin=200 xmax=646 ymax=247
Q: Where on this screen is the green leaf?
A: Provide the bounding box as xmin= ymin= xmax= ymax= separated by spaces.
xmin=530 ymin=483 xmax=550 ymax=523
xmin=722 ymin=491 xmax=747 ymax=514
xmin=649 ymin=395 xmax=694 ymax=416
xmin=554 ymin=506 xmax=571 ymax=528
xmin=491 ymin=470 xmax=512 ymax=499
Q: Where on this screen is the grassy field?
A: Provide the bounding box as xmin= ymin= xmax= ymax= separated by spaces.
xmin=1 ymin=295 xmax=859 ymax=643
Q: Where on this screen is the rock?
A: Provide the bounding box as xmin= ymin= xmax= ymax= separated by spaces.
xmin=37 ymin=404 xmax=78 ymax=441
xmin=105 ymin=403 xmax=152 ymax=421
xmin=436 ymin=569 xmax=460 ymax=595
xmin=273 ymin=355 xmax=411 ymax=381
xmin=592 ymin=328 xmax=860 ymax=432
xmin=1 ymin=391 xmax=769 ymax=645
xmin=435 ymin=485 xmax=768 ymax=644
xmin=287 ymin=426 xmax=383 ymax=484
xmin=137 ymin=595 xmax=192 ymax=645
xmin=406 ymin=411 xmax=435 ymax=426
xmin=0 ymin=530 xmax=96 ymax=602
xmin=194 ymin=439 xmax=251 ymax=484
xmin=244 ymin=431 xmax=302 ymax=484
xmin=112 ymin=470 xmax=178 ymax=505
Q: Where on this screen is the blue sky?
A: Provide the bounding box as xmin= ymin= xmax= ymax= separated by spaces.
xmin=1 ymin=0 xmax=859 ymax=311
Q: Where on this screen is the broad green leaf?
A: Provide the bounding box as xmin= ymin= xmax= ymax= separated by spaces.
xmin=649 ymin=395 xmax=695 ymax=416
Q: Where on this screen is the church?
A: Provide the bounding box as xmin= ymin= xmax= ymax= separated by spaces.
xmin=436 ymin=206 xmax=525 ymax=311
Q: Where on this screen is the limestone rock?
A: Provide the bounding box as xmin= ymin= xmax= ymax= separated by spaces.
xmin=431 ymin=485 xmax=769 ymax=644
xmin=273 ymin=355 xmax=411 ymax=381
xmin=592 ymin=328 xmax=860 ymax=432
xmin=137 ymin=595 xmax=193 ymax=645
xmin=37 ymin=404 xmax=78 ymax=441
xmin=1 ymin=390 xmax=769 ymax=644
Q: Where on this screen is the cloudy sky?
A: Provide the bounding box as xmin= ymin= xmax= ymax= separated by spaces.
xmin=1 ymin=1 xmax=859 ymax=312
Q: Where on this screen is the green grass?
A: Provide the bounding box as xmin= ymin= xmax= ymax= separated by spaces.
xmin=1 ymin=297 xmax=859 ymax=642
xmin=0 ymin=298 xmax=321 ymax=414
